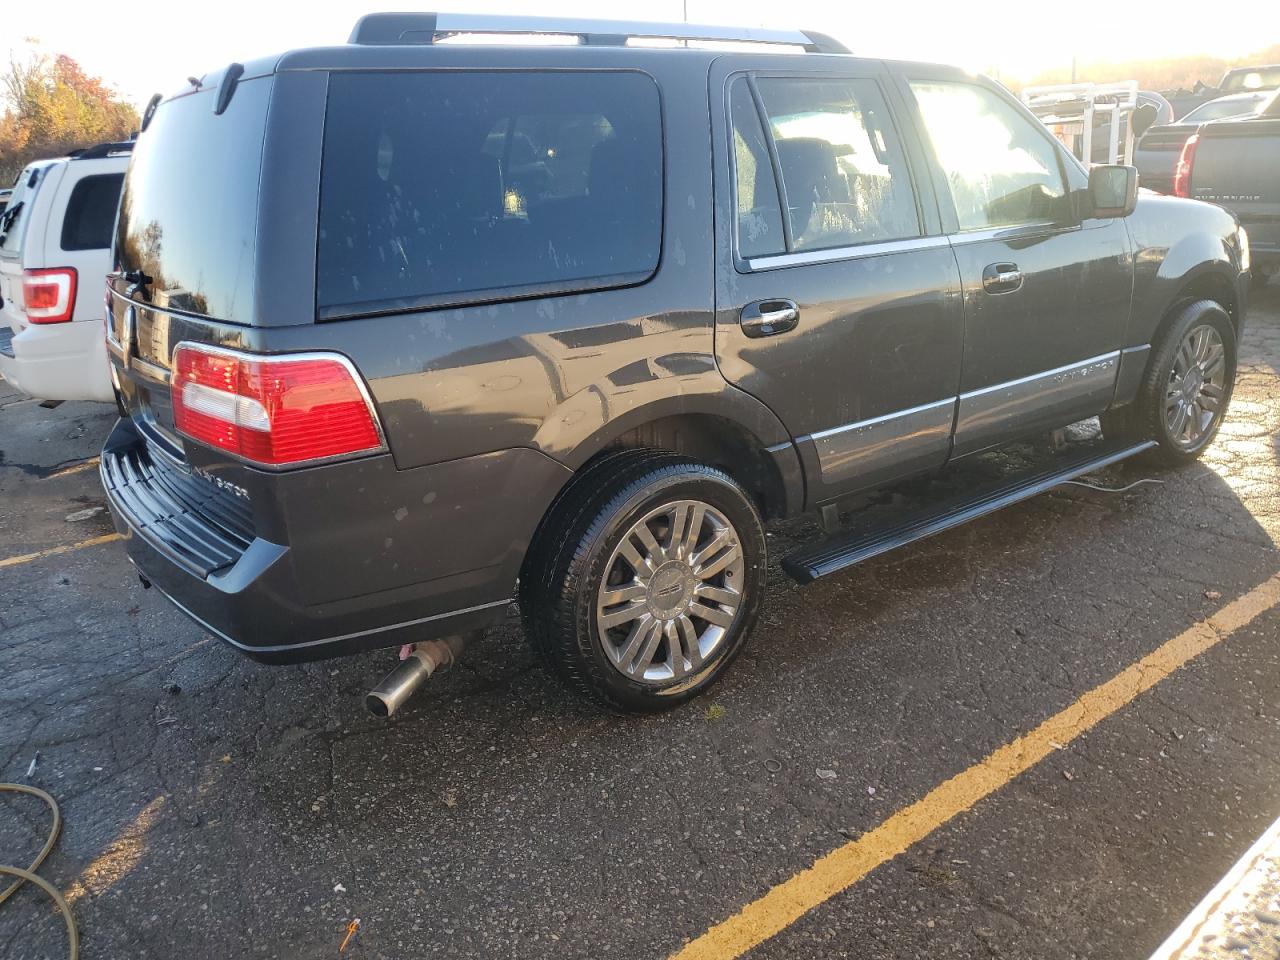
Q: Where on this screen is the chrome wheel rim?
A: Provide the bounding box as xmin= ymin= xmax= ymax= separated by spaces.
xmin=1165 ymin=324 xmax=1227 ymax=449
xmin=596 ymin=499 xmax=745 ymax=685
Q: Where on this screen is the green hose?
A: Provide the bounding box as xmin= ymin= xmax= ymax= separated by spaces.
xmin=0 ymin=783 xmax=78 ymax=959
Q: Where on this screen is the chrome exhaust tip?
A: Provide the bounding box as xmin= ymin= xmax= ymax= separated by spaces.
xmin=365 ymin=634 xmax=467 ymax=718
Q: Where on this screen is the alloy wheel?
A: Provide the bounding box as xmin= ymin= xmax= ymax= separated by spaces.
xmin=1165 ymin=323 xmax=1227 ymax=449
xmin=595 ymin=499 xmax=745 ymax=684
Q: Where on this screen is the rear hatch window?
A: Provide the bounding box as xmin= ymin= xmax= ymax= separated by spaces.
xmin=0 ymin=164 xmax=48 ymax=259
xmin=316 ymin=70 xmax=663 ymax=319
xmin=110 ymin=76 xmax=272 ymax=460
xmin=114 ymin=76 xmax=272 ymax=324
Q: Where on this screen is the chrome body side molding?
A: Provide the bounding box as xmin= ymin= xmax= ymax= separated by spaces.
xmin=809 ymin=397 xmax=956 ymax=484
xmin=797 ymin=348 xmax=1142 ymax=489
xmin=953 ymin=351 xmax=1120 ymax=457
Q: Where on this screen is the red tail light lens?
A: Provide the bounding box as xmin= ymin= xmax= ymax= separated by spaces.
xmin=1172 ymin=134 xmax=1199 ymax=198
xmin=23 ymin=268 xmax=77 ymax=323
xmin=171 ymin=344 xmax=386 ymax=468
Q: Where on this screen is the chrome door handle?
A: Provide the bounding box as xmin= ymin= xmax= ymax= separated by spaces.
xmin=741 ymin=299 xmax=800 ymax=338
xmin=982 ymin=262 xmax=1023 ymax=294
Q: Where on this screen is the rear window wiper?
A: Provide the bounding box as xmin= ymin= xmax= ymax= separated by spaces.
xmin=124 ymin=269 xmax=154 ymax=297
xmin=0 ymin=199 xmax=24 ymax=247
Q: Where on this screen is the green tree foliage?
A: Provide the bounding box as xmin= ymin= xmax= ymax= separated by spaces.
xmin=0 ymin=53 xmax=139 ymax=184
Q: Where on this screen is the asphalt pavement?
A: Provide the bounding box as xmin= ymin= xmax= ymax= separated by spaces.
xmin=2 ymin=281 xmax=1278 ymax=959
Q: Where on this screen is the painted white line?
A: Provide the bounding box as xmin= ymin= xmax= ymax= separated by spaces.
xmin=1148 ymin=814 xmax=1280 ymax=960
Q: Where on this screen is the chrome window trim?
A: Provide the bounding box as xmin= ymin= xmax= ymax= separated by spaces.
xmin=108 ymin=284 xmax=239 ymax=326
xmin=947 ymin=222 xmax=1082 ymax=246
xmin=958 ymin=350 xmax=1121 ymax=401
xmin=746 ymin=234 xmax=949 ymax=271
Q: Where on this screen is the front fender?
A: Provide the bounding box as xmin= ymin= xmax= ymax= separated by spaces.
xmin=1126 ymin=193 xmax=1245 ymax=347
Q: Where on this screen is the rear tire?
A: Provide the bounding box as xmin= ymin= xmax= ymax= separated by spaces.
xmin=520 ymin=450 xmax=767 ymax=713
xmin=1101 ymin=299 xmax=1236 ymax=467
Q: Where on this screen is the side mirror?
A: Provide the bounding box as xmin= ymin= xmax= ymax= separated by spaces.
xmin=1086 ymin=164 xmax=1139 ymax=219
xmin=1131 ymin=102 xmax=1159 ymax=139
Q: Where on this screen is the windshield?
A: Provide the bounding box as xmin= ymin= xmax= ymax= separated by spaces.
xmin=0 ymin=164 xmax=48 ymax=257
xmin=1183 ymin=94 xmax=1268 ymax=123
xmin=1221 ymin=66 xmax=1280 ymax=92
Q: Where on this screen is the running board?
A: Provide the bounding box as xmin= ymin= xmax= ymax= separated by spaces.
xmin=781 ymin=440 xmax=1157 ymax=584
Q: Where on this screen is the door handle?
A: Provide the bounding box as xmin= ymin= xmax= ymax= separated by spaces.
xmin=982 ymin=262 xmax=1023 ymax=294
xmin=741 ymin=299 xmax=800 ymax=338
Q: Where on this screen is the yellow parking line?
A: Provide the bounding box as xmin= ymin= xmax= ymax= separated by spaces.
xmin=0 ymin=533 xmax=122 ymax=570
xmin=672 ymin=573 xmax=1280 ymax=960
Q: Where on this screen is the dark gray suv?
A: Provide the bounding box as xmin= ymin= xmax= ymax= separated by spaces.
xmin=102 ymin=13 xmax=1250 ymax=712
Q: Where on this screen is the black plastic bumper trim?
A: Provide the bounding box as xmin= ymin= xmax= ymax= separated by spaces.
xmin=150 ymin=577 xmax=512 ymax=655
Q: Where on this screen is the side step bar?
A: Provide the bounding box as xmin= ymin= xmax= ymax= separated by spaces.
xmin=781 ymin=440 xmax=1157 ymax=584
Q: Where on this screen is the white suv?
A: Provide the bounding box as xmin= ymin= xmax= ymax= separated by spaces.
xmin=0 ymin=141 xmax=132 ymax=403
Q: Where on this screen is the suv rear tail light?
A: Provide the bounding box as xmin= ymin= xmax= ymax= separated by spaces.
xmin=171 ymin=344 xmax=386 ymax=468
xmin=23 ymin=268 xmax=77 ymax=323
xmin=1172 ymin=134 xmax=1198 ymax=198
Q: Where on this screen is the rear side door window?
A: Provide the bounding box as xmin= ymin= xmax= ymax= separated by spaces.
xmin=317 ymin=70 xmax=663 ymax=318
xmin=750 ymin=77 xmax=920 ymax=253
xmin=729 ymin=78 xmax=786 ymax=259
xmin=909 ymin=81 xmax=1070 ymax=231
xmin=60 ymin=173 xmax=124 ymax=251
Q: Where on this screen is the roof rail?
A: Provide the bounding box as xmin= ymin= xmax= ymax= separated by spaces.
xmin=68 ymin=140 xmax=136 ymax=161
xmin=348 ymin=13 xmax=850 ymax=54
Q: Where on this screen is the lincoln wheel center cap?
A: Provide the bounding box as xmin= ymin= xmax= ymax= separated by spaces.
xmin=647 ymin=561 xmax=694 ymax=620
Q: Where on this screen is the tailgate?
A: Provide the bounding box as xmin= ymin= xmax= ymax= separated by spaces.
xmin=1190 ymin=118 xmax=1280 ymax=248
xmin=0 ymin=161 xmax=60 ymax=336
xmin=109 ymin=72 xmax=274 ymax=461
xmin=106 ymin=278 xmax=253 ymax=458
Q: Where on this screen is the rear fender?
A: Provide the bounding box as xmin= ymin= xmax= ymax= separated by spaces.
xmin=534 ymin=365 xmax=804 ymax=516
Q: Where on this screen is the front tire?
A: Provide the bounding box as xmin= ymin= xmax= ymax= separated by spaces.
xmin=521 ymin=450 xmax=767 ymax=712
xmin=1102 ymin=299 xmax=1236 ymax=466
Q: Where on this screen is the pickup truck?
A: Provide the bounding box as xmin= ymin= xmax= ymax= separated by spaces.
xmin=1174 ymin=90 xmax=1280 ymax=285
xmin=1135 ymin=92 xmax=1272 ymax=195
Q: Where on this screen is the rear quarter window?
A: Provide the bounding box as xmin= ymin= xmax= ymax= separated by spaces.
xmin=317 ymin=69 xmax=663 ymax=319
xmin=61 ymin=173 xmax=124 ymax=251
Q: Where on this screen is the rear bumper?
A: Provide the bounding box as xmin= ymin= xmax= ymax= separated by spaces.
xmin=101 ymin=418 xmax=572 ymax=664
xmin=0 ymin=319 xmax=113 ymax=402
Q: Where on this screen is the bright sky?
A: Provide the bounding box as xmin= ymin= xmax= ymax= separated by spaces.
xmin=6 ymin=0 xmax=1276 ymax=108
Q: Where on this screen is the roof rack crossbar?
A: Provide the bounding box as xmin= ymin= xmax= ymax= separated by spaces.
xmin=348 ymin=13 xmax=849 ymax=54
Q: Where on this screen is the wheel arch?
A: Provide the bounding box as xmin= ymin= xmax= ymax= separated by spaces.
xmin=587 ymin=411 xmax=801 ymax=521
xmin=539 ymin=384 xmax=806 ymax=520
xmin=1164 ymin=267 xmax=1241 ymax=332
xmin=1136 ymin=238 xmax=1243 ymax=350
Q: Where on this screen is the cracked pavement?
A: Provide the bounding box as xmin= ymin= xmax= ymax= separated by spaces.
xmin=1 ymin=281 xmax=1279 ymax=959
